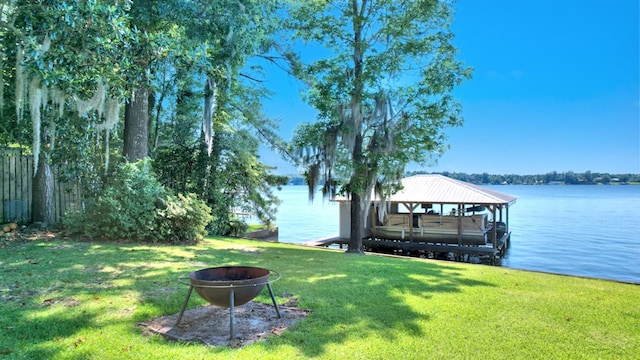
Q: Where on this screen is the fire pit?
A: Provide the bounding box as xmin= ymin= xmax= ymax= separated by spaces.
xmin=176 ymin=266 xmax=281 ymax=339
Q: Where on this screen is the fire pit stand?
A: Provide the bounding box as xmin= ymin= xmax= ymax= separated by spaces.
xmin=176 ymin=266 xmax=281 ymax=340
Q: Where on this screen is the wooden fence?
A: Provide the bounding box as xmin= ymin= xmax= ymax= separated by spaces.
xmin=1 ymin=150 xmax=81 ymax=224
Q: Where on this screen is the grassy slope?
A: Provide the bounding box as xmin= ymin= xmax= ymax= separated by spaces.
xmin=0 ymin=236 xmax=638 ymax=359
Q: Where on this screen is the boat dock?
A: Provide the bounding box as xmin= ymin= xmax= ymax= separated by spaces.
xmin=304 ymin=232 xmax=511 ymax=265
xmin=321 ymin=175 xmax=517 ymax=265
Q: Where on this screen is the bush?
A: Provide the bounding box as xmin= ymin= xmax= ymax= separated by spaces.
xmin=226 ymin=215 xmax=249 ymax=237
xmin=205 ymin=201 xmax=248 ymax=237
xmin=156 ymin=193 xmax=212 ymax=243
xmin=64 ymin=160 xmax=212 ymax=243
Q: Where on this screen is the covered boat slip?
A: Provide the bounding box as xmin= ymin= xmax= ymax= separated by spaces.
xmin=333 ymin=174 xmax=517 ymax=262
xmin=374 ymin=212 xmax=492 ymax=245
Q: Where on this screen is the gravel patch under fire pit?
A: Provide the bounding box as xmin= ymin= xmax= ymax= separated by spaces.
xmin=139 ymin=301 xmax=310 ymax=347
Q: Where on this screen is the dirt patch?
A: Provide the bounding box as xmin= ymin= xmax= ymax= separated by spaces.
xmin=139 ymin=301 xmax=310 ymax=347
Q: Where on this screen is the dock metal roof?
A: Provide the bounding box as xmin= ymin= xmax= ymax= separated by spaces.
xmin=380 ymin=174 xmax=517 ymax=205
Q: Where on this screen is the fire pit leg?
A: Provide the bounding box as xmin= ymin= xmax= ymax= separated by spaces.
xmin=267 ymin=283 xmax=281 ymax=318
xmin=229 ymin=287 xmax=235 ymax=339
xmin=176 ymin=285 xmax=194 ymax=326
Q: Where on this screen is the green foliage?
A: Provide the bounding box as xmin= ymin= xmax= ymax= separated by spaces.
xmin=8 ymin=0 xmax=135 ymax=97
xmin=225 ymin=214 xmax=250 ymax=237
xmin=288 ymin=0 xmax=472 ymax=189
xmin=152 ymin=65 xmax=287 ymax=236
xmin=64 ymin=160 xmax=211 ymax=243
xmin=2 ymin=0 xmax=135 ymax=196
xmin=138 ymin=0 xmax=287 ymax=237
xmin=156 ymin=193 xmax=213 ymax=243
xmin=287 ymin=0 xmax=472 ymax=250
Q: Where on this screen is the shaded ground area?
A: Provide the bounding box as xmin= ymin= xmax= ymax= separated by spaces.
xmin=139 ymin=301 xmax=310 ymax=347
xmin=0 ymin=227 xmax=58 ymax=248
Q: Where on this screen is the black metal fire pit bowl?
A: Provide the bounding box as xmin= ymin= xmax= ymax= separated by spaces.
xmin=176 ymin=266 xmax=281 ymax=339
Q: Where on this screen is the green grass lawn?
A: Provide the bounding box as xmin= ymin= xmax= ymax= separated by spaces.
xmin=1 ymin=235 xmax=638 ymax=359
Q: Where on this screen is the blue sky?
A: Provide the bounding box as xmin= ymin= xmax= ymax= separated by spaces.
xmin=259 ymin=0 xmax=639 ymax=175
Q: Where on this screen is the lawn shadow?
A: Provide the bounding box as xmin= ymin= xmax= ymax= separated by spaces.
xmin=194 ymin=244 xmax=497 ymax=357
xmin=0 ymin=238 xmax=496 ymax=358
xmin=0 ymin=304 xmax=97 ymax=359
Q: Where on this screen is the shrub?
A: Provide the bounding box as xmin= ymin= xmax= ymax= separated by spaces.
xmin=64 ymin=160 xmax=211 ymax=243
xmin=156 ymin=193 xmax=212 ymax=243
xmin=227 ymin=215 xmax=249 ymax=237
xmin=206 ymin=201 xmax=248 ymax=237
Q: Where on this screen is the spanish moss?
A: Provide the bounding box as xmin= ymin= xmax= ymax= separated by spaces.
xmin=74 ymin=80 xmax=106 ymax=117
xmin=203 ymin=77 xmax=217 ymax=155
xmin=50 ymin=88 xmax=66 ymax=118
xmin=15 ymin=46 xmax=25 ymax=121
xmin=29 ymin=78 xmax=42 ymax=171
xmin=99 ymin=98 xmax=120 ymax=171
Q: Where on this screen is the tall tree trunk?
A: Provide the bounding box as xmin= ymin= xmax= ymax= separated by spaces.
xmin=347 ymin=132 xmax=365 ymax=254
xmin=347 ymin=1 xmax=366 ymax=254
xmin=123 ymin=86 xmax=150 ymax=162
xmin=348 ymin=192 xmax=365 ymax=254
xmin=32 ymin=152 xmax=54 ymax=225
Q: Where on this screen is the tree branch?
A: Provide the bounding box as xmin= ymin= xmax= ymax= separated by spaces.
xmin=239 ymin=72 xmax=266 ymax=83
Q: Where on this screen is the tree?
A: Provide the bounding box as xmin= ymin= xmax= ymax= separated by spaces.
xmin=2 ymin=0 xmax=287 ymax=231
xmin=122 ymin=0 xmax=283 ymax=162
xmin=122 ymin=0 xmax=163 ymax=162
xmin=1 ymin=0 xmax=133 ymax=224
xmin=288 ymin=0 xmax=471 ymax=253
xmin=145 ymin=0 xmax=288 ymax=232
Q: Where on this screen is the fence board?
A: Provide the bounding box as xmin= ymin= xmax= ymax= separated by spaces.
xmin=23 ymin=154 xmax=33 ymax=221
xmin=1 ymin=155 xmax=7 ymax=221
xmin=9 ymin=155 xmax=16 ymax=200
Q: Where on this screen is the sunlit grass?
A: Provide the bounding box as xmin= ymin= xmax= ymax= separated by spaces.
xmin=0 ymin=236 xmax=638 ymax=359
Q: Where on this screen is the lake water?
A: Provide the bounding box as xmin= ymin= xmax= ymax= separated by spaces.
xmin=273 ymin=185 xmax=640 ymax=284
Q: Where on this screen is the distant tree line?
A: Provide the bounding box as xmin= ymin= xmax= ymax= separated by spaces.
xmin=407 ymin=171 xmax=640 ymax=185
xmin=288 ymin=170 xmax=640 ymax=186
